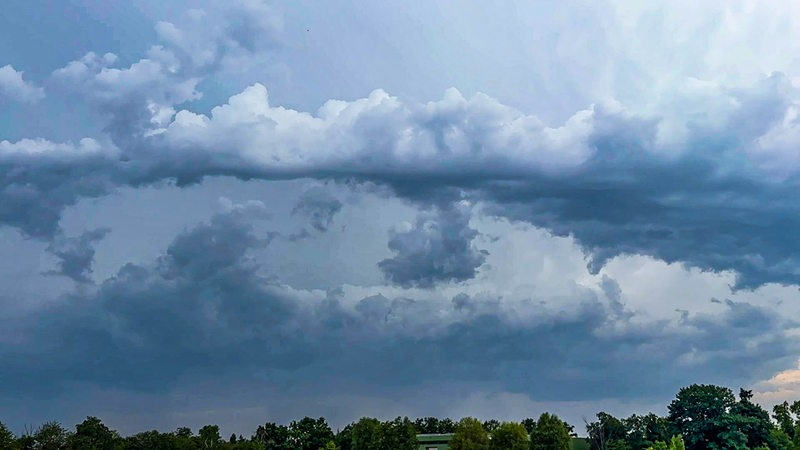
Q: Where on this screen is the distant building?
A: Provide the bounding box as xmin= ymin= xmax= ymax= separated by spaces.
xmin=417 ymin=433 xmax=453 ymax=450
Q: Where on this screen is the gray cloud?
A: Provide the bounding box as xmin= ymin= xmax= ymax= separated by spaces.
xmin=378 ymin=204 xmax=487 ymax=288
xmin=4 ymin=4 xmax=800 ymax=296
xmin=44 ymin=228 xmax=110 ymax=284
xmin=291 ymin=186 xmax=343 ymax=232
xmin=2 ymin=208 xmax=797 ymax=427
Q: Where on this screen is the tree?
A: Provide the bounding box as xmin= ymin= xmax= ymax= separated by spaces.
xmin=350 ymin=418 xmax=382 ymax=450
xmin=33 ymin=421 xmax=70 ymax=450
xmin=587 ymin=413 xmax=628 ymax=450
xmin=68 ymin=416 xmax=121 ymax=450
xmin=623 ymin=414 xmax=670 ymax=450
xmin=647 ymin=435 xmax=685 ymax=450
xmin=173 ymin=427 xmax=196 ymax=450
xmin=381 ymin=417 xmax=417 ymax=450
xmin=198 ymin=424 xmax=222 ymax=449
xmin=530 ymin=413 xmax=571 ymax=450
xmin=489 ymin=422 xmax=529 ymax=450
xmin=769 ymin=428 xmax=794 ymax=450
xmin=773 ymin=402 xmax=796 ymax=438
xmin=0 ymin=421 xmax=19 ymax=450
xmin=414 ymin=417 xmax=456 ymax=434
xmin=253 ymin=422 xmax=290 ymax=450
xmin=124 ymin=430 xmax=175 ymax=450
xmin=289 ymin=417 xmax=334 ymax=450
xmin=523 ymin=418 xmax=538 ymax=436
xmin=667 ymin=384 xmax=737 ymax=450
xmin=483 ymin=420 xmax=501 ymax=434
xmin=726 ymin=389 xmax=771 ymax=449
xmin=450 ymin=417 xmax=489 ymax=450
xmin=334 ymin=423 xmax=354 ymax=450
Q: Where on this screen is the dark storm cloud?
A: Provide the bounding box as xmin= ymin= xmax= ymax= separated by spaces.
xmin=44 ymin=228 xmax=110 ymax=283
xmin=1 ymin=209 xmax=797 ymax=408
xmin=378 ymin=204 xmax=487 ymax=288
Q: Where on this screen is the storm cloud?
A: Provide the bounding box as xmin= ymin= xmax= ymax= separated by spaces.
xmin=44 ymin=228 xmax=110 ymax=283
xmin=379 ymin=203 xmax=487 ymax=288
xmin=2 ymin=208 xmax=796 ymax=411
xmin=4 ymin=74 xmax=800 ymax=288
xmin=6 ymin=0 xmax=800 ymax=436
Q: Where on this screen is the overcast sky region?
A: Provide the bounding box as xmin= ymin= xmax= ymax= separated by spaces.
xmin=6 ymin=0 xmax=800 ymax=437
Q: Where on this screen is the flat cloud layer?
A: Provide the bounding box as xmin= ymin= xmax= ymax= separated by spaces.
xmin=3 ymin=205 xmax=797 ymax=421
xmin=5 ymin=0 xmax=800 ymax=435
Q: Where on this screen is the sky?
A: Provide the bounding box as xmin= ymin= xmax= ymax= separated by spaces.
xmin=4 ymin=0 xmax=800 ymax=437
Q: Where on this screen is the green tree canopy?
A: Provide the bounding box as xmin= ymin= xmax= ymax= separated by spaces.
xmin=623 ymin=414 xmax=671 ymax=450
xmin=667 ymin=384 xmax=736 ymax=450
xmin=289 ymin=417 xmax=334 ymax=450
xmin=350 ymin=418 xmax=382 ymax=450
xmin=769 ymin=428 xmax=794 ymax=450
xmin=530 ymin=413 xmax=571 ymax=450
xmin=253 ymin=422 xmax=291 ymax=450
xmin=0 ymin=421 xmax=19 ymax=450
xmin=647 ymin=435 xmax=685 ymax=450
xmin=414 ymin=417 xmax=456 ymax=434
xmin=198 ymin=424 xmax=222 ymax=449
xmin=381 ymin=417 xmax=417 ymax=450
xmin=489 ymin=421 xmax=529 ymax=450
xmin=68 ymin=416 xmax=121 ymax=450
xmin=334 ymin=423 xmax=354 ymax=450
xmin=34 ymin=421 xmax=70 ymax=450
xmin=587 ymin=412 xmax=628 ymax=450
xmin=483 ymin=420 xmax=501 ymax=434
xmin=124 ymin=430 xmax=175 ymax=450
xmin=450 ymin=417 xmax=489 ymax=450
xmin=773 ymin=399 xmax=800 ymax=445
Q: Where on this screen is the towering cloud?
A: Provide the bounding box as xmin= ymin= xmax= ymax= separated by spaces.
xmin=379 ymin=203 xmax=487 ymax=288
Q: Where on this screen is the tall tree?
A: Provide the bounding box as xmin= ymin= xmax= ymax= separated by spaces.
xmin=530 ymin=413 xmax=571 ymax=450
xmin=667 ymin=384 xmax=737 ymax=450
xmin=33 ymin=421 xmax=70 ymax=450
xmin=0 ymin=421 xmax=19 ymax=450
xmin=489 ymin=422 xmax=529 ymax=450
xmin=350 ymin=418 xmax=382 ymax=450
xmin=587 ymin=412 xmax=628 ymax=450
xmin=68 ymin=416 xmax=121 ymax=450
xmin=523 ymin=418 xmax=538 ymax=436
xmin=253 ymin=422 xmax=291 ymax=450
xmin=773 ymin=402 xmax=795 ymax=438
xmin=289 ymin=417 xmax=334 ymax=450
xmin=198 ymin=424 xmax=222 ymax=449
xmin=727 ymin=389 xmax=771 ymax=450
xmin=450 ymin=417 xmax=490 ymax=450
xmin=334 ymin=423 xmax=354 ymax=450
xmin=381 ymin=417 xmax=417 ymax=450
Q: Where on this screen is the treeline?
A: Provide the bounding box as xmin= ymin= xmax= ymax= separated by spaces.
xmin=4 ymin=384 xmax=800 ymax=450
